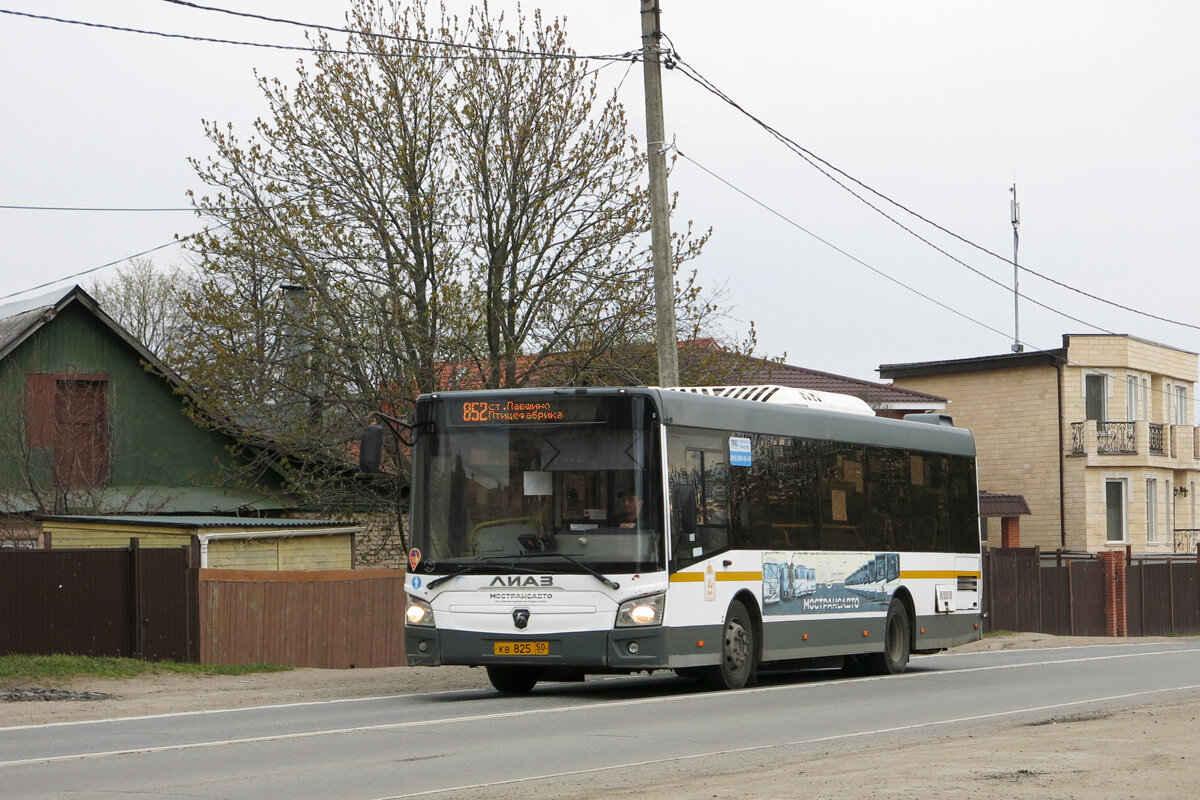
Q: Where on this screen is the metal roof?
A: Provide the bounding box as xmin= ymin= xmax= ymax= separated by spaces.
xmin=0 ymin=284 xmax=175 ymax=367
xmin=1 ymin=486 xmax=292 ymax=517
xmin=880 ymin=333 xmax=1198 ymax=379
xmin=39 ymin=515 xmax=358 ymax=529
xmin=879 ymin=348 xmax=1067 ymax=379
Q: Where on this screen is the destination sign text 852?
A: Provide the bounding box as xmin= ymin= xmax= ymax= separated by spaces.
xmin=457 ymin=400 xmax=566 ymax=425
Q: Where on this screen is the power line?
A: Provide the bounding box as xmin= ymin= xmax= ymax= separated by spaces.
xmin=0 ymin=204 xmax=198 ymax=212
xmin=675 ymin=150 xmax=1192 ymax=406
xmin=0 ymin=7 xmax=637 ymax=63
xmin=157 ymin=0 xmax=636 ymax=63
xmin=0 ymin=201 xmax=290 ymax=302
xmin=0 ymin=234 xmax=198 ymax=303
xmin=670 ymin=56 xmax=1200 ymax=335
xmin=676 ymin=147 xmax=1115 ymax=336
xmin=673 ymin=149 xmax=1022 ymax=344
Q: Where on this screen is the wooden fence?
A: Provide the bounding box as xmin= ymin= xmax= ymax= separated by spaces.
xmin=0 ymin=543 xmax=198 ymax=661
xmin=1127 ymin=560 xmax=1200 ymax=636
xmin=984 ymin=547 xmax=1200 ymax=637
xmin=199 ymin=569 xmax=407 ymax=668
xmin=9 ymin=544 xmax=1200 ymax=668
xmin=1 ymin=544 xmax=405 ymax=668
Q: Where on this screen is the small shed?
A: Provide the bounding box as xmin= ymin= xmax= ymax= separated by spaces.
xmin=40 ymin=516 xmax=363 ymax=570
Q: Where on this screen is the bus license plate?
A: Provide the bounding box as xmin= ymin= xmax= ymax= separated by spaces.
xmin=493 ymin=641 xmax=549 ymax=656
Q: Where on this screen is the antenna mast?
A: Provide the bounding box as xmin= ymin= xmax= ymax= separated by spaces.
xmin=1009 ymin=184 xmax=1023 ymax=353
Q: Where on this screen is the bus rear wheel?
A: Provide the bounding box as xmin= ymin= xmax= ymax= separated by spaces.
xmin=869 ymin=598 xmax=911 ymax=675
xmin=486 ymin=666 xmax=539 ymax=694
xmin=702 ymin=599 xmax=757 ymax=690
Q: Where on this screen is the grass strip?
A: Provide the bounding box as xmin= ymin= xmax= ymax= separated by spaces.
xmin=0 ymin=654 xmax=292 ymax=681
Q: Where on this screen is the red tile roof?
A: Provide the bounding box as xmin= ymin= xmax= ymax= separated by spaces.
xmin=732 ymin=356 xmax=946 ymax=408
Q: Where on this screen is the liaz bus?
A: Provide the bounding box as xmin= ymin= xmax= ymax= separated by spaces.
xmin=384 ymin=384 xmax=981 ymax=693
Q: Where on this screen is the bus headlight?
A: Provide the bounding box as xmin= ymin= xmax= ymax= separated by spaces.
xmin=616 ymin=593 xmax=665 ymax=627
xmin=406 ymin=596 xmax=435 ymax=627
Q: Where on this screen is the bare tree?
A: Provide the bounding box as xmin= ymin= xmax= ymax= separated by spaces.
xmin=175 ymin=0 xmax=752 ymax=561
xmin=89 ymin=258 xmax=189 ymax=358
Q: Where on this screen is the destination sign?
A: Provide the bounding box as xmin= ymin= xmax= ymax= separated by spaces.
xmin=449 ymin=398 xmax=601 ymax=426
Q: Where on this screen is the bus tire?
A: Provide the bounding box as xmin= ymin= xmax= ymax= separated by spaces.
xmin=870 ymin=598 xmax=911 ymax=675
xmin=702 ymin=599 xmax=757 ymax=690
xmin=486 ymin=666 xmax=539 ymax=694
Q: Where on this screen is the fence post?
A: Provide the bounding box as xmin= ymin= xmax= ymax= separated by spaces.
xmin=981 ymin=549 xmax=989 ymax=631
xmin=1169 ymin=560 xmax=1177 ymax=635
xmin=129 ymin=537 xmax=143 ymax=658
xmin=1098 ymin=550 xmax=1127 ymax=637
xmin=1067 ymin=555 xmax=1075 ymax=634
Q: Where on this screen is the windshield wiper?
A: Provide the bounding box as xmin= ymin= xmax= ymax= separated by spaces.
xmin=480 ymin=551 xmax=620 ymax=591
xmin=426 ymin=561 xmax=546 ymax=589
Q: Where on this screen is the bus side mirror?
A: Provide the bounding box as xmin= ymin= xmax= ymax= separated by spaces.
xmin=673 ymin=484 xmax=698 ymax=535
xmin=360 ymin=423 xmax=385 ymax=473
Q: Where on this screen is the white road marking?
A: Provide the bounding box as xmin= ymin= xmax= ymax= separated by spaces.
xmin=0 ymin=691 xmax=463 ymax=733
xmin=2 ymin=645 xmax=1198 ymax=770
xmin=373 ymin=682 xmax=1200 ymax=799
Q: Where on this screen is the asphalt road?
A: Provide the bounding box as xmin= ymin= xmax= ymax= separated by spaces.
xmin=4 ymin=641 xmax=1200 ymax=799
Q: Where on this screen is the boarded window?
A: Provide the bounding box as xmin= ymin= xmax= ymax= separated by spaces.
xmin=25 ymin=374 xmax=56 ymax=446
xmin=53 ymin=379 xmax=110 ymax=488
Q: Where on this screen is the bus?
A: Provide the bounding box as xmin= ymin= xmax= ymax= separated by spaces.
xmin=388 ymin=384 xmax=981 ymax=693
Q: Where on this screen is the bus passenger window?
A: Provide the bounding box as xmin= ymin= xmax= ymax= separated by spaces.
xmin=820 ymin=446 xmax=867 ymax=551
xmin=667 ymin=435 xmax=732 ymax=567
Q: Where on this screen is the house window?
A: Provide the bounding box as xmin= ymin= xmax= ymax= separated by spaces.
xmin=1146 ymin=478 xmax=1158 ymax=544
xmin=1126 ymin=372 xmax=1149 ymax=420
xmin=1105 ymin=477 xmax=1127 ymax=544
xmin=1175 ymin=385 xmax=1188 ymax=425
xmin=1085 ymin=374 xmax=1107 ymax=422
xmin=25 ymin=374 xmax=110 ymax=489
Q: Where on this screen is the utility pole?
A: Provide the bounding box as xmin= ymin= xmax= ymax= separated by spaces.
xmin=1009 ymin=183 xmax=1023 ymax=353
xmin=640 ymin=0 xmax=679 ymax=387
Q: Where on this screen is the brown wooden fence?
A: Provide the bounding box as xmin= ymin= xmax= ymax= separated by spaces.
xmin=0 ymin=543 xmax=198 ymax=661
xmin=3 ymin=545 xmax=405 ymax=668
xmin=199 ymin=569 xmax=407 ymax=668
xmin=984 ymin=547 xmax=1200 ymax=637
xmin=10 ymin=543 xmax=1200 ymax=668
xmin=1128 ymin=560 xmax=1200 ymax=636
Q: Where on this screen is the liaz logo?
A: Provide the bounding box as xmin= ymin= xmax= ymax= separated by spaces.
xmin=489 ymin=576 xmax=554 ymax=587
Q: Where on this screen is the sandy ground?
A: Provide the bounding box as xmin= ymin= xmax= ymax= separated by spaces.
xmin=4 ymin=633 xmax=1200 ymax=798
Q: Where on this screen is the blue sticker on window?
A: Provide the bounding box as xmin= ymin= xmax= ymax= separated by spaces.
xmin=729 ymin=436 xmax=752 ymax=467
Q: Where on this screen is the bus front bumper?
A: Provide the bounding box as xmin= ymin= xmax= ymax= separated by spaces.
xmin=405 ymin=625 xmax=672 ymax=672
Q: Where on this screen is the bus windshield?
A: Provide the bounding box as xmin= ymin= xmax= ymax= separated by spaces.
xmin=410 ymin=393 xmax=664 ymax=575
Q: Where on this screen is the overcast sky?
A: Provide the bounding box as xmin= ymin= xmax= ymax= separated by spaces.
xmin=1 ymin=1 xmax=1196 ymax=384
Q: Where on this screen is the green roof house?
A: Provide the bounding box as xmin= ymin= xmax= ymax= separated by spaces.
xmin=0 ymin=285 xmax=291 ymax=547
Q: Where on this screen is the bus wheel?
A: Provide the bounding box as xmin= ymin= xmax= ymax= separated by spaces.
xmin=702 ymin=600 xmax=757 ymax=690
xmin=870 ymin=598 xmax=911 ymax=675
xmin=486 ymin=666 xmax=539 ymax=694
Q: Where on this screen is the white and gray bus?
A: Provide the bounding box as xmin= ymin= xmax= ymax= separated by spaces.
xmin=393 ymin=385 xmax=981 ymax=693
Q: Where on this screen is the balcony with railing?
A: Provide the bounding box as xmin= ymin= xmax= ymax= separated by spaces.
xmin=1070 ymin=421 xmax=1199 ymax=463
xmin=1099 ymin=421 xmax=1137 ymax=454
xmin=1149 ymin=423 xmax=1165 ymax=455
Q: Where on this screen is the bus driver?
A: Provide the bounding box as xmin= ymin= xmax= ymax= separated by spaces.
xmin=618 ymin=491 xmax=645 ymax=528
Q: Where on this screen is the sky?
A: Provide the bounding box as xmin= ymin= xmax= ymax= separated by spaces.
xmin=1 ymin=1 xmax=1197 ymax=385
